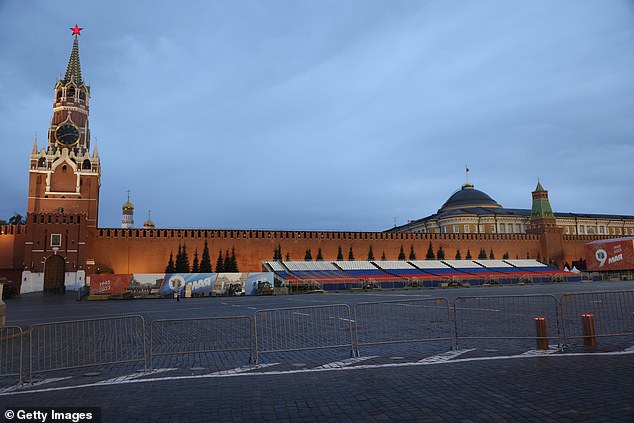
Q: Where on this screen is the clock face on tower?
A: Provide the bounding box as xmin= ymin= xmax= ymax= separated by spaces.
xmin=55 ymin=123 xmax=80 ymax=147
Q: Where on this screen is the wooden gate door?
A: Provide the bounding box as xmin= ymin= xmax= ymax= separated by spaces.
xmin=43 ymin=255 xmax=65 ymax=294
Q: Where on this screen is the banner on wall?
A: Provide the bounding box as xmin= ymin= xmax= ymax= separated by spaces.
xmin=90 ymin=274 xmax=133 ymax=295
xmin=89 ymin=272 xmax=273 ymax=296
xmin=159 ymin=273 xmax=218 ymax=296
xmin=245 ymin=272 xmax=275 ymax=296
xmin=585 ymin=237 xmax=634 ymax=272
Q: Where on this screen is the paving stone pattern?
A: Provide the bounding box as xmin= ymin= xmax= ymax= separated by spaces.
xmin=1 ymin=281 xmax=633 ymax=422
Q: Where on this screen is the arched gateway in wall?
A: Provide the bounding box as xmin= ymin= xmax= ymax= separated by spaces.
xmin=43 ymin=255 xmax=65 ymax=294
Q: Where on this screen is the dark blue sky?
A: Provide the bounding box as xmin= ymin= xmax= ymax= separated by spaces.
xmin=1 ymin=0 xmax=633 ymax=230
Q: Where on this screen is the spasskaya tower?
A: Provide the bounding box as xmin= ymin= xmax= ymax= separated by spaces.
xmin=27 ymin=25 xmax=100 ymax=228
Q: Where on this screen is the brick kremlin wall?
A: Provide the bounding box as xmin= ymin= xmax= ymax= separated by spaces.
xmin=92 ymin=228 xmax=545 ymax=273
xmin=0 ymin=225 xmax=26 ymax=294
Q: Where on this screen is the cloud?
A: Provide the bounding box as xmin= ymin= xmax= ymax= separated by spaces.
xmin=1 ymin=0 xmax=633 ymax=228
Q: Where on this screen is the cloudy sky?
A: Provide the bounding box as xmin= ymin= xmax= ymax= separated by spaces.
xmin=1 ymin=0 xmax=633 ymax=230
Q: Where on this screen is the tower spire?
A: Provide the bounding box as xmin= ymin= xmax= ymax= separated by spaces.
xmin=63 ymin=26 xmax=84 ymax=86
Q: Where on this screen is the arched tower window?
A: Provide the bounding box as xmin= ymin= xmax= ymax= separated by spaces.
xmin=82 ymin=159 xmax=91 ymax=170
xmin=79 ymin=90 xmax=86 ymax=101
xmin=38 ymin=157 xmax=46 ymax=168
xmin=67 ymin=86 xmax=75 ymax=98
xmin=62 ymin=165 xmax=67 ymax=173
xmin=56 ymin=90 xmax=63 ymax=100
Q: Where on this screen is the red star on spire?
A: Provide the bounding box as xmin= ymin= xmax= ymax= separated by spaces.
xmin=70 ymin=24 xmax=83 ymax=36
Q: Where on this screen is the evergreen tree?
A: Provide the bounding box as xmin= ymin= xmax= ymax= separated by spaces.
xmin=502 ymin=251 xmax=509 ymax=260
xmin=348 ymin=246 xmax=355 ymax=261
xmin=175 ymin=243 xmax=190 ymax=273
xmin=426 ymin=242 xmax=435 ymax=260
xmin=176 ymin=243 xmax=182 ymax=267
xmin=398 ymin=245 xmax=406 ymax=260
xmin=215 ymin=249 xmax=224 ymax=273
xmin=181 ymin=243 xmax=190 ymax=273
xmin=316 ymin=248 xmax=323 ymax=261
xmin=367 ymin=245 xmax=375 ymax=261
xmin=465 ymin=248 xmax=472 ymax=260
xmin=305 ymin=249 xmax=313 ymax=261
xmin=408 ymin=245 xmax=416 ymax=260
xmin=191 ymin=248 xmax=199 ymax=273
xmin=478 ymin=248 xmax=487 ymax=260
xmin=165 ymin=251 xmax=176 ymax=273
xmin=489 ymin=249 xmax=495 ymax=260
xmin=337 ymin=245 xmax=343 ymax=261
xmin=224 ymin=249 xmax=231 ymax=271
xmin=8 ymin=213 xmax=25 ymax=225
xmin=273 ymin=244 xmax=282 ymax=261
xmin=230 ymin=247 xmax=238 ymax=272
xmin=455 ymin=249 xmax=462 ymax=260
xmin=200 ymin=240 xmax=212 ymax=272
xmin=437 ymin=246 xmax=445 ymax=260
xmin=276 ymin=245 xmax=281 ymax=260
xmin=381 ymin=251 xmax=386 ymax=260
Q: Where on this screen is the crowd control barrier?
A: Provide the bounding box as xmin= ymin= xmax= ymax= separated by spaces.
xmin=29 ymin=315 xmax=146 ymax=383
xmin=0 ymin=290 xmax=632 ymax=388
xmin=354 ymin=298 xmax=453 ymax=355
xmin=454 ymin=295 xmax=561 ymax=351
xmin=253 ymin=304 xmax=355 ymax=364
xmin=0 ymin=326 xmax=24 ymax=385
xmin=559 ymin=290 xmax=634 ymax=348
xmin=149 ymin=316 xmax=253 ymax=369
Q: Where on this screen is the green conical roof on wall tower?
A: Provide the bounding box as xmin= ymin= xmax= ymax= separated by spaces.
xmin=531 ymin=180 xmax=554 ymax=221
xmin=62 ymin=36 xmax=83 ymax=86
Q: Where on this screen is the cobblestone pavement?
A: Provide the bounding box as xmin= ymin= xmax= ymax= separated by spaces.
xmin=1 ymin=353 xmax=633 ymax=422
xmin=1 ymin=281 xmax=633 ymax=422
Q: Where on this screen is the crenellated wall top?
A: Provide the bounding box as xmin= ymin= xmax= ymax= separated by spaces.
xmin=95 ymin=227 xmax=541 ymax=242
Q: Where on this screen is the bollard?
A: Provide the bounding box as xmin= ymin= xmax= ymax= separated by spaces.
xmin=534 ymin=317 xmax=548 ymax=350
xmin=581 ymin=314 xmax=597 ymax=347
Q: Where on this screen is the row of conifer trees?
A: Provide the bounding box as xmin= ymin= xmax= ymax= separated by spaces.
xmin=165 ymin=240 xmax=239 ymax=273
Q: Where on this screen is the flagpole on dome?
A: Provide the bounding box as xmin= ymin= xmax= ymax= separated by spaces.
xmin=465 ymin=164 xmax=470 ymax=184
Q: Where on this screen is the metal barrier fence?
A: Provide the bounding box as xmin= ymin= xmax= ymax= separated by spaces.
xmin=29 ymin=315 xmax=146 ymax=383
xmin=559 ymin=290 xmax=634 ymax=347
xmin=0 ymin=326 xmax=23 ymax=385
xmin=253 ymin=304 xmax=355 ymax=363
xmin=454 ymin=295 xmax=561 ymax=350
xmin=149 ymin=316 xmax=253 ymax=370
xmin=1 ymin=290 xmax=631 ymax=385
xmin=354 ymin=298 xmax=453 ymax=355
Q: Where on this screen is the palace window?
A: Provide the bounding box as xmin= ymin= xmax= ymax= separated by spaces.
xmin=464 ymin=225 xmax=470 ymax=233
xmin=453 ymin=225 xmax=459 ymax=233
